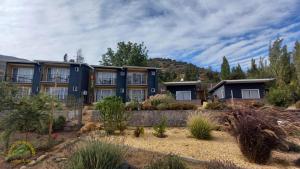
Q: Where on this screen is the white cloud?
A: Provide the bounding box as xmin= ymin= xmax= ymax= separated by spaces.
xmin=0 ymin=0 xmax=299 ymax=70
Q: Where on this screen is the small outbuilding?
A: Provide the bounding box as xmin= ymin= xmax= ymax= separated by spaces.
xmin=163 ymin=80 xmax=205 ymax=101
xmin=208 ymin=78 xmax=275 ymax=100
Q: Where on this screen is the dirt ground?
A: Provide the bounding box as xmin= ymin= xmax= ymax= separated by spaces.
xmin=90 ymin=128 xmax=300 ymax=169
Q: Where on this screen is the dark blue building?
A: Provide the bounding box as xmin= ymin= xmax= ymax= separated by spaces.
xmin=209 ymin=79 xmax=275 ymax=100
xmin=163 ymin=81 xmax=204 ymax=101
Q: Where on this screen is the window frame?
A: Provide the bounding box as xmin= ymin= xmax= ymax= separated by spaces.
xmin=241 ymin=89 xmax=260 ymax=99
xmin=175 ymin=91 xmax=192 ymax=101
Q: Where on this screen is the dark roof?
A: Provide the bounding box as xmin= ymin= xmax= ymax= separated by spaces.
xmin=91 ymin=65 xmax=160 ymax=70
xmin=0 ymin=54 xmax=29 ymax=62
xmin=164 ymin=80 xmax=201 ymax=86
xmin=209 ymin=78 xmax=275 ymax=93
xmin=34 ymin=60 xmax=93 ymax=69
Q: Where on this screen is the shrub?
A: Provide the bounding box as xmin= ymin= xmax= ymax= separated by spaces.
xmin=153 ymin=116 xmax=167 ymax=138
xmin=149 ymin=94 xmax=174 ymax=107
xmin=266 ymin=86 xmax=293 ymax=107
xmin=96 ymin=96 xmax=129 ymax=134
xmin=295 ymin=158 xmax=300 ymax=167
xmin=134 ymin=127 xmax=144 ymax=137
xmin=287 ymin=141 xmax=300 ymax=153
xmin=187 ymin=114 xmax=215 ymax=140
xmin=125 ymin=100 xmax=140 ymax=111
xmin=231 ymin=110 xmax=281 ymax=164
xmin=206 ymin=160 xmax=243 ymax=169
xmin=296 ymin=101 xmax=300 ymax=109
xmin=66 ymin=141 xmax=124 ymax=169
xmin=145 ymin=154 xmax=188 ymax=169
xmin=157 ymin=103 xmax=169 ymax=110
xmin=53 ymin=116 xmax=66 ymax=131
xmin=205 ymin=101 xmax=227 ymax=110
xmin=167 ymin=102 xmax=197 ymax=110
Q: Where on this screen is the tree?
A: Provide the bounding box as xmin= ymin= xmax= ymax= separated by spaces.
xmin=247 ymin=59 xmax=259 ymax=78
xmin=101 ymin=41 xmax=148 ymax=66
xmin=294 ymin=41 xmax=300 ymax=85
xmin=0 ymin=82 xmax=18 ymax=112
xmin=184 ymin=64 xmax=199 ymax=81
xmin=230 ymin=64 xmax=246 ymax=79
xmin=221 ymin=56 xmax=230 ymax=80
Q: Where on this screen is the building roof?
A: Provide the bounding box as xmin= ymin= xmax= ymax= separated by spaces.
xmin=6 ymin=60 xmax=37 ymax=64
xmin=91 ymin=65 xmax=160 ymax=70
xmin=163 ymin=80 xmax=201 ymax=86
xmin=34 ymin=60 xmax=94 ymax=69
xmin=209 ymin=78 xmax=275 ymax=93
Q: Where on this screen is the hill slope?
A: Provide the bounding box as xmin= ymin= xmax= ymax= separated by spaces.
xmin=148 ymin=58 xmax=220 ymax=83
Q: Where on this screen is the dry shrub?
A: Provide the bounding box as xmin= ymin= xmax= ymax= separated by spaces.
xmin=187 ymin=113 xmax=215 ymax=140
xmin=145 ymin=154 xmax=188 ymax=169
xmin=205 ymin=101 xmax=227 ymax=110
xmin=206 ymin=160 xmax=244 ymax=169
xmin=230 ymin=109 xmax=286 ymax=164
xmin=157 ymin=103 xmax=169 ymax=110
xmin=294 ymin=158 xmax=300 ymax=167
xmin=296 ymin=101 xmax=300 ymax=109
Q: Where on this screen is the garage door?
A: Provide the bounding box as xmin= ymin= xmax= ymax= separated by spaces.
xmin=176 ymin=91 xmax=192 ymax=100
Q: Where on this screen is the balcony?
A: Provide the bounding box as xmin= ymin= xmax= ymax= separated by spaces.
xmin=6 ymin=74 xmax=33 ymax=83
xmin=95 ymin=78 xmax=116 ymax=85
xmin=127 ymin=74 xmax=147 ymax=85
xmin=44 ymin=74 xmax=70 ymax=83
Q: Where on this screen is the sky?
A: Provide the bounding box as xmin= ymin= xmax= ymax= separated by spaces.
xmin=0 ymin=0 xmax=299 ymax=70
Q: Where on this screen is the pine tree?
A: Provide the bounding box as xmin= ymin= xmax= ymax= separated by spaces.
xmin=247 ymin=58 xmax=259 ymax=78
xmin=184 ymin=64 xmax=199 ymax=81
xmin=294 ymin=41 xmax=300 ymax=85
xmin=230 ymin=64 xmax=246 ymax=79
xmin=221 ymin=56 xmax=230 ymax=80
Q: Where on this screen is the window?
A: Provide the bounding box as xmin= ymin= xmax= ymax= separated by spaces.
xmin=120 ymin=71 xmax=125 ymax=76
xmin=151 ymin=88 xmax=156 ymax=93
xmin=73 ymin=86 xmax=78 ymax=92
xmin=127 ymin=72 xmax=147 ymax=85
xmin=128 ymin=89 xmax=145 ymax=102
xmin=12 ymin=67 xmax=34 ymax=83
xmin=17 ymin=87 xmax=31 ymax=97
xmin=96 ymin=72 xmax=116 ymax=85
xmin=151 ymin=71 xmax=156 ymax=76
xmin=48 ymin=67 xmax=70 ymax=83
xmin=46 ymin=87 xmax=68 ymax=100
xmin=176 ymin=91 xmax=191 ymax=101
xmin=95 ymin=89 xmax=116 ymax=101
xmin=75 ymin=67 xmax=79 ymax=72
xmin=241 ymin=89 xmax=260 ymax=99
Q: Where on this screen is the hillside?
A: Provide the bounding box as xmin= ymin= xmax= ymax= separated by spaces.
xmin=148 ymin=58 xmax=220 ymax=83
xmin=0 ymin=55 xmax=28 ymax=80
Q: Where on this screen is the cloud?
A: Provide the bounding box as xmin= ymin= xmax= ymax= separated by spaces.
xmin=0 ymin=0 xmax=299 ymax=70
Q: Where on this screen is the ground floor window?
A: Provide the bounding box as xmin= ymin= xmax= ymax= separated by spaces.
xmin=176 ymin=91 xmax=191 ymax=100
xmin=128 ymin=89 xmax=146 ymax=102
xmin=46 ymin=87 xmax=68 ymax=100
xmin=241 ymin=89 xmax=260 ymax=99
xmin=95 ymin=89 xmax=116 ymax=101
xmin=17 ymin=87 xmax=31 ymax=97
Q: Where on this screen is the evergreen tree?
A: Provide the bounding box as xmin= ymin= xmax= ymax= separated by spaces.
xmin=101 ymin=41 xmax=148 ymax=66
xmin=294 ymin=41 xmax=300 ymax=85
xmin=230 ymin=64 xmax=246 ymax=79
xmin=184 ymin=64 xmax=199 ymax=81
xmin=247 ymin=58 xmax=259 ymax=78
xmin=221 ymin=56 xmax=230 ymax=80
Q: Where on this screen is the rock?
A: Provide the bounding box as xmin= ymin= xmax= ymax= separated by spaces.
xmin=28 ymin=160 xmax=36 ymax=166
xmin=53 ymin=157 xmax=68 ymax=163
xmin=20 ymin=166 xmax=26 ymax=169
xmin=37 ymin=154 xmax=47 ymax=162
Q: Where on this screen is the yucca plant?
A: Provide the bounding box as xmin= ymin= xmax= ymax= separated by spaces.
xmin=66 ymin=141 xmax=124 ymax=169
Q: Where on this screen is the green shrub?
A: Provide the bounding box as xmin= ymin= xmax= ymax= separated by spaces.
xmin=296 ymin=101 xmax=300 ymax=109
xmin=157 ymin=103 xmax=169 ymax=110
xmin=153 ymin=116 xmax=167 ymax=138
xmin=53 ymin=116 xmax=66 ymax=131
xmin=145 ymin=154 xmax=188 ymax=169
xmin=66 ymin=141 xmax=124 ymax=169
xmin=266 ymin=86 xmax=293 ymax=107
xmin=96 ymin=96 xmax=129 ymax=134
xmin=205 ymin=101 xmax=227 ymax=110
xmin=187 ymin=114 xmax=214 ymax=140
xmin=125 ymin=100 xmax=140 ymax=111
xmin=134 ymin=127 xmax=144 ymax=137
xmin=206 ymin=160 xmax=243 ymax=169
xmin=149 ymin=94 xmax=174 ymax=107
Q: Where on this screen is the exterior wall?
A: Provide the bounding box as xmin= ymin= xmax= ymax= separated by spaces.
xmin=224 ymin=83 xmax=265 ymax=99
xmin=116 ymin=68 xmax=127 ymax=102
xmin=212 ymin=85 xmax=225 ymax=99
xmin=166 ymin=85 xmax=197 ymax=100
xmin=32 ymin=64 xmax=41 ymax=94
xmin=147 ymin=69 xmax=157 ymax=97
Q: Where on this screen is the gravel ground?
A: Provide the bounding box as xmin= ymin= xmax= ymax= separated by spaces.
xmin=92 ymin=128 xmax=300 ymax=169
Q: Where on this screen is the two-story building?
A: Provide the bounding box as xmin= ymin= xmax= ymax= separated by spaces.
xmin=92 ymin=65 xmax=158 ymax=102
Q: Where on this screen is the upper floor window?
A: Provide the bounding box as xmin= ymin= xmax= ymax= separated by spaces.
xmin=96 ymin=72 xmax=116 ymax=85
xmin=47 ymin=67 xmax=70 ymax=83
xmin=12 ymin=67 xmax=34 ymax=83
xmin=127 ymin=72 xmax=147 ymax=85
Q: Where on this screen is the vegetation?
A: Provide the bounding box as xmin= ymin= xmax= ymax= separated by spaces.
xmin=5 ymin=141 xmax=35 ymax=162
xmin=187 ymin=114 xmax=215 ymax=140
xmin=145 ymin=154 xmax=188 ymax=169
xmin=230 ymin=64 xmax=246 ymax=80
xmin=205 ymin=101 xmax=228 ymax=110
xmin=206 ymin=160 xmax=243 ymax=169
xmin=134 ymin=127 xmax=144 ymax=137
xmin=221 ymin=56 xmax=231 ymax=80
xmin=296 ymin=100 xmax=300 ymax=109
xmin=96 ymin=96 xmax=129 ymax=134
xmin=101 ymin=41 xmax=148 ymax=66
xmin=53 ymin=116 xmax=66 ymax=131
xmin=125 ymin=100 xmax=140 ymax=111
xmin=153 ymin=116 xmax=167 ymax=138
xmin=66 ymin=141 xmax=124 ymax=169
xmin=266 ymin=86 xmax=293 ymax=107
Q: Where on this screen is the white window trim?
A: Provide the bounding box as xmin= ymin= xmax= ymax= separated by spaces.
xmin=175 ymin=91 xmax=192 ymax=101
xmin=241 ymin=89 xmax=260 ymax=99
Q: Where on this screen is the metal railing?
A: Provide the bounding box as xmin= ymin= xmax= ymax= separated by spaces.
xmin=95 ymin=78 xmax=116 ymax=85
xmin=127 ymin=76 xmax=147 ymax=85
xmin=5 ymin=74 xmax=33 ymax=83
xmin=45 ymin=74 xmax=70 ymax=83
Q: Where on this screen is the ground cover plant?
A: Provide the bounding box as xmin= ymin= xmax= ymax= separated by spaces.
xmin=96 ymin=96 xmax=129 ymax=134
xmin=206 ymin=160 xmax=244 ymax=169
xmin=187 ymin=113 xmax=215 ymax=140
xmin=145 ymin=154 xmax=188 ymax=169
xmin=205 ymin=101 xmax=228 ymax=110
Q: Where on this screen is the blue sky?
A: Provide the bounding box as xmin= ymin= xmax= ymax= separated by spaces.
xmin=0 ymin=0 xmax=299 ymax=70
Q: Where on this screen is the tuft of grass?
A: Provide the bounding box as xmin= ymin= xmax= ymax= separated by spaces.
xmin=145 ymin=154 xmax=188 ymax=169
xmin=187 ymin=114 xmax=215 ymax=140
xmin=153 ymin=116 xmax=167 ymax=138
xmin=66 ymin=140 xmax=124 ymax=169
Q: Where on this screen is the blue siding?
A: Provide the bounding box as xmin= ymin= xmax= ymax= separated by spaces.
xmin=224 ymin=83 xmax=265 ymax=99
xmin=80 ymin=65 xmax=90 ymax=103
xmin=32 ymin=64 xmax=41 ymax=94
xmin=68 ymin=64 xmax=81 ymax=97
xmin=147 ymin=69 xmax=157 ymax=96
xmin=116 ymin=68 xmax=127 ymax=102
xmin=166 ymin=85 xmax=197 ymax=100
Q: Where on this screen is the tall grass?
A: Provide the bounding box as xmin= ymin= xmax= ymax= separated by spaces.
xmin=66 ymin=141 xmax=124 ymax=169
xmin=145 ymin=154 xmax=188 ymax=169
xmin=187 ymin=113 xmax=215 ymax=140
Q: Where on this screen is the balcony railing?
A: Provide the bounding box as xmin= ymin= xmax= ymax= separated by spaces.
xmin=45 ymin=74 xmax=69 ymax=83
xmin=95 ymin=78 xmax=116 ymax=85
xmin=6 ymin=74 xmax=33 ymax=83
xmin=127 ymin=76 xmax=147 ymax=85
